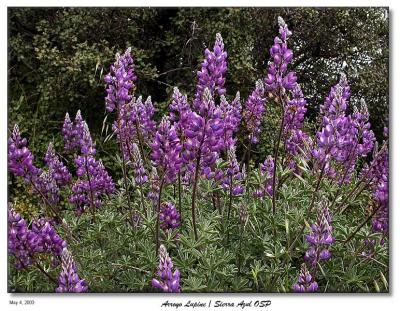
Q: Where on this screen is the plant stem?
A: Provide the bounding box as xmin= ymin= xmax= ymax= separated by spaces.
xmin=191 ymin=157 xmax=201 ymax=241
xmin=226 ymin=175 xmax=234 ymax=244
xmin=288 ymin=162 xmax=326 ymax=253
xmin=155 ymin=177 xmax=165 ymax=256
xmin=34 ymin=262 xmax=58 ymax=285
xmin=271 ymin=92 xmax=285 ymax=215
xmin=342 ymin=205 xmax=380 ymax=244
xmin=84 ymin=156 xmax=96 ymax=223
xmin=139 ymin=183 xmax=147 ymax=217
xmin=29 ymin=180 xmax=60 ymax=221
xmin=178 ymin=172 xmax=182 ymax=216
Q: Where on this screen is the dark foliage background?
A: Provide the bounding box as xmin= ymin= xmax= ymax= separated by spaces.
xmin=8 ymin=7 xmax=389 ymax=177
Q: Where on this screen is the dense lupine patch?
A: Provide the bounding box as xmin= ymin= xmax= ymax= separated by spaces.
xmin=8 ymin=16 xmax=388 ymax=293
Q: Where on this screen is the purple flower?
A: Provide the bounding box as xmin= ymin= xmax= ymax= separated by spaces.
xmin=219 ymin=145 xmax=244 ymax=195
xmin=182 ymin=88 xmax=225 ymax=179
xmin=62 ymin=111 xmax=96 ymax=156
xmin=264 ymin=17 xmax=297 ymax=92
xmin=56 ymin=248 xmax=88 ymax=293
xmin=243 ymin=80 xmax=266 ymax=144
xmin=151 ymin=116 xmax=183 ymax=183
xmin=132 ymin=143 xmax=148 ymax=185
xmin=44 ymin=142 xmax=72 ymax=187
xmin=194 ymin=33 xmax=227 ymax=111
xmin=33 ymin=170 xmax=60 ymax=206
xmin=8 ymin=124 xmax=40 ymax=180
xmin=304 ymin=203 xmax=335 ymax=267
xmin=282 ymin=84 xmax=310 ymax=169
xmin=147 ymin=167 xmax=160 ymax=206
xmin=70 ymin=155 xmax=115 ymax=214
xmin=220 ymin=92 xmax=242 ymax=150
xmin=104 ymin=47 xmax=137 ymax=113
xmin=293 ymin=264 xmax=318 ymax=293
xmin=151 ymin=245 xmax=181 ymax=293
xmin=32 ymin=218 xmax=67 ymax=256
xmin=362 ymin=140 xmax=388 ymax=234
xmin=253 ymin=155 xmax=274 ymax=198
xmin=8 ymin=207 xmax=42 ymax=269
xmin=159 ymin=203 xmax=181 ymax=231
xmin=113 ymin=96 xmax=156 ymax=161
xmin=8 ymin=206 xmax=68 ymax=269
xmin=62 ymin=113 xmax=76 ymax=153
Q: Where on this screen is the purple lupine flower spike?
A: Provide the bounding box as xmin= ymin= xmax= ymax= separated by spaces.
xmin=8 ymin=124 xmax=41 ymax=180
xmin=104 ymin=47 xmax=137 ymax=113
xmin=220 ymin=93 xmax=242 ymax=150
xmin=159 ymin=202 xmax=181 ymax=231
xmin=194 ymin=33 xmax=227 ymax=111
xmin=132 ymin=143 xmax=148 ymax=185
xmin=8 ymin=206 xmax=68 ymax=269
xmin=151 ymin=245 xmax=181 ymax=293
xmin=62 ymin=113 xmax=76 ymax=153
xmin=56 ymin=248 xmax=88 ymax=293
xmin=361 ymin=139 xmax=388 ymax=234
xmin=253 ymin=155 xmax=275 ymax=198
xmin=151 ymin=116 xmax=182 ymax=183
xmin=219 ymin=145 xmax=244 ymax=195
xmin=293 ymin=264 xmax=318 ymax=293
xmin=32 ymin=218 xmax=68 ymax=256
xmin=44 ymin=142 xmax=72 ymax=187
xmin=70 ymin=155 xmax=115 ymax=214
xmin=264 ymin=17 xmax=296 ymax=92
xmin=34 ymin=170 xmax=60 ymax=206
xmin=8 ymin=207 xmax=42 ymax=269
xmin=243 ymin=80 xmax=266 ymax=144
xmin=304 ymin=202 xmax=335 ymax=267
xmin=282 ymin=84 xmax=310 ymax=170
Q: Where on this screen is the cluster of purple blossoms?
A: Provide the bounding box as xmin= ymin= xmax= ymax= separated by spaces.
xmin=243 ymin=80 xmax=266 ymax=144
xmin=70 ymin=156 xmax=115 ymax=214
xmin=253 ymin=155 xmax=275 ymax=198
xmin=131 ymin=143 xmax=148 ymax=185
xmin=217 ymin=146 xmax=244 ymax=195
xmin=151 ymin=116 xmax=183 ymax=183
xmin=169 ymin=87 xmax=190 ymax=126
xmin=44 ymin=142 xmax=72 ymax=187
xmin=56 ymin=248 xmax=88 ymax=293
xmin=220 ymin=93 xmax=242 ymax=150
xmin=32 ymin=218 xmax=68 ymax=256
xmin=264 ymin=17 xmax=297 ymax=93
xmin=8 ymin=125 xmax=62 ymax=209
xmin=159 ymin=203 xmax=181 ymax=232
xmin=8 ymin=207 xmax=67 ymax=269
xmin=183 ymin=88 xmax=225 ymax=179
xmin=304 ymin=203 xmax=335 ymax=267
xmin=113 ymin=96 xmax=156 ymax=161
xmin=151 ymin=245 xmax=181 ymax=293
xmin=62 ymin=111 xmax=96 ymax=156
xmin=361 ymin=141 xmax=389 ymax=234
xmin=312 ymin=74 xmax=375 ymax=182
xmin=104 ymin=47 xmax=137 ymax=113
xmin=34 ymin=170 xmax=60 ymax=206
xmin=293 ymin=264 xmax=318 ymax=293
xmin=193 ymin=33 xmax=227 ymax=111
xmin=8 ymin=208 xmax=42 ymax=269
xmin=8 ymin=124 xmax=40 ymax=180
xmin=282 ymin=84 xmax=310 ymax=170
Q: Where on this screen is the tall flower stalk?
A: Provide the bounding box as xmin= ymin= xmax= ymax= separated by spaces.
xmin=151 ymin=116 xmax=182 ymax=253
xmin=264 ymin=17 xmax=297 ymax=215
